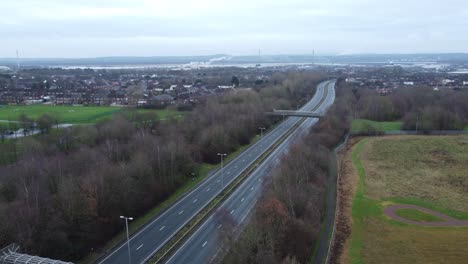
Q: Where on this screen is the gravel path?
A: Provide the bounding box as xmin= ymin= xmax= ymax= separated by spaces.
xmin=384 ymin=204 xmax=468 ymax=227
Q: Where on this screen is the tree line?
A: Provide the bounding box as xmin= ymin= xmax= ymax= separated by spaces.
xmin=0 ymin=72 xmax=324 ymax=261
xmin=351 ymin=85 xmax=468 ymax=132
xmin=221 ymin=79 xmax=353 ymax=264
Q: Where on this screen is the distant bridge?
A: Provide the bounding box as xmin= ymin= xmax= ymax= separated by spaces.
xmin=265 ymin=109 xmax=323 ymax=118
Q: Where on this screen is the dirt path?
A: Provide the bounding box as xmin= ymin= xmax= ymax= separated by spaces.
xmin=384 ymin=204 xmax=468 ymax=227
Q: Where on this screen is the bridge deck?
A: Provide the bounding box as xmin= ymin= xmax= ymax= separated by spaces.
xmin=265 ymin=109 xmax=323 ymax=118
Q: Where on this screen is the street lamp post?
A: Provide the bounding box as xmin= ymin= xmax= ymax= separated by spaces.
xmin=120 ymin=216 xmax=134 ymax=264
xmin=217 ymin=153 xmax=227 ymax=188
xmin=258 ymin=127 xmax=266 ymax=138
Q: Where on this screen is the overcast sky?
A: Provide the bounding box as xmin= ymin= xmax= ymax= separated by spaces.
xmin=1 ymin=0 xmax=467 ymax=57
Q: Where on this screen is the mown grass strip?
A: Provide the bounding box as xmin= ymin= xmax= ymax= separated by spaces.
xmin=386 ymin=197 xmax=468 ymax=221
xmin=349 ymin=139 xmax=368 ymax=264
xmin=394 ymin=208 xmax=443 ymax=222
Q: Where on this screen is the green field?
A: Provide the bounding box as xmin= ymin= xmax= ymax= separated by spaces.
xmin=0 ymin=105 xmax=182 ymax=124
xmin=350 ymin=119 xmax=402 ymax=134
xmin=346 ymin=136 xmax=468 ymax=264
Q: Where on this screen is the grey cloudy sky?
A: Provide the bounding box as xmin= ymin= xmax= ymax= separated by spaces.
xmin=1 ymin=0 xmax=467 ymax=57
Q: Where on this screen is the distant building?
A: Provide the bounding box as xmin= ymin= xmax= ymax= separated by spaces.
xmin=442 ymin=79 xmax=455 ymax=85
xmin=218 ymin=85 xmax=234 ymax=89
xmin=24 ymin=99 xmax=43 ymax=105
xmin=149 ymin=94 xmax=174 ymax=106
xmin=137 ymin=100 xmax=147 ymax=106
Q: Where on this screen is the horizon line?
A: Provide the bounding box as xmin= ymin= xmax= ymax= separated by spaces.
xmin=1 ymin=52 xmax=468 ymax=60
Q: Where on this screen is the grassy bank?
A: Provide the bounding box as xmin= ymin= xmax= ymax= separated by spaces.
xmin=350 ymin=119 xmax=402 ymax=134
xmin=347 ymin=135 xmax=468 ymax=264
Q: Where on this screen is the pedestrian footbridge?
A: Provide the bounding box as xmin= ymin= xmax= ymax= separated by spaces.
xmin=0 ymin=244 xmax=72 ymax=264
xmin=265 ymin=109 xmax=323 ymax=118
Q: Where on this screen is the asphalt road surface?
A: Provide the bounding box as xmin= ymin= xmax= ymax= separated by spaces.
xmin=165 ymin=80 xmax=336 ymax=264
xmin=98 ymin=80 xmax=335 ymax=264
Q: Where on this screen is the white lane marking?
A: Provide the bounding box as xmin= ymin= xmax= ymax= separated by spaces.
xmin=250 ymin=187 xmax=254 ymax=191
xmin=137 ymin=244 xmax=143 ymax=250
xmin=240 ymin=198 xmax=258 ymax=224
xmin=258 ymin=178 xmax=261 ymax=182
xmin=159 ymin=226 xmax=165 ymax=231
xmin=234 ymin=166 xmax=238 ymax=169
xmin=179 ymin=210 xmax=184 ymax=215
xmin=202 ymin=241 xmax=207 ymax=248
xmin=227 ymin=171 xmax=231 ymax=174
xmin=193 ymin=199 xmax=198 ymax=203
xmin=218 ymin=224 xmax=222 ymax=229
xmin=241 ymin=198 xmax=244 ymax=202
xmin=206 ymin=188 xmax=210 ymax=192
xmin=230 ymin=210 xmax=234 ymax=214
